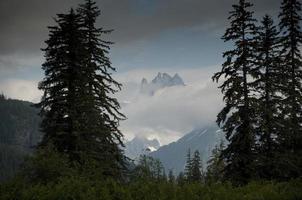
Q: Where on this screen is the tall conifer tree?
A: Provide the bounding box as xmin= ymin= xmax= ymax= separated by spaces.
xmin=38 ymin=9 xmax=86 ymax=162
xmin=190 ymin=150 xmax=203 ymax=182
xmin=212 ymin=0 xmax=257 ymax=185
xmin=253 ymin=15 xmax=282 ymax=180
xmin=76 ymin=0 xmax=126 ymax=177
xmin=38 ymin=0 xmax=126 ymax=179
xmin=278 ymin=0 xmax=302 ymax=179
xmin=184 ymin=149 xmax=192 ymax=181
xmin=206 ymin=141 xmax=225 ymax=183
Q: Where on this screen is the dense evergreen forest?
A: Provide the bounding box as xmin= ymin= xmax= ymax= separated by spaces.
xmin=1 ymin=0 xmax=302 ymax=199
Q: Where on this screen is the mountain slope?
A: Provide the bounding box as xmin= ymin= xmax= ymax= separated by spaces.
xmin=124 ymin=136 xmax=160 ymax=160
xmin=0 ymin=95 xmax=42 ymax=181
xmin=150 ymin=125 xmax=225 ymax=175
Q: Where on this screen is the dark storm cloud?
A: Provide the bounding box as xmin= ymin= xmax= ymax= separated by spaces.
xmin=0 ymin=0 xmax=281 ymax=70
xmin=0 ymin=0 xmax=82 ymax=55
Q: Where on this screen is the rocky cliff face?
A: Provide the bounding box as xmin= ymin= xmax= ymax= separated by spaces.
xmin=140 ymin=72 xmax=185 ymax=95
xmin=124 ymin=136 xmax=161 ymax=160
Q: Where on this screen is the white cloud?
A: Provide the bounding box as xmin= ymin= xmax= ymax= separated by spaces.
xmin=114 ymin=65 xmax=219 ymax=85
xmin=0 ymin=79 xmax=41 ymax=102
xmin=0 ymin=67 xmax=224 ymax=145
xmin=117 ymin=68 xmax=223 ymax=145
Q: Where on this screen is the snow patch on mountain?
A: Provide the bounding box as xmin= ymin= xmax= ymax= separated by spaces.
xmin=124 ymin=136 xmax=161 ymax=160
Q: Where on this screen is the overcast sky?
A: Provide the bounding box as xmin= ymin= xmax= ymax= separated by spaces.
xmin=0 ymin=0 xmax=282 ymax=144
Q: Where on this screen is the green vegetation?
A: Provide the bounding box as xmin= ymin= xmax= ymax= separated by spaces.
xmin=1 ymin=176 xmax=302 ymax=200
xmin=184 ymin=149 xmax=204 ymax=183
xmin=1 ymin=152 xmax=301 ymax=199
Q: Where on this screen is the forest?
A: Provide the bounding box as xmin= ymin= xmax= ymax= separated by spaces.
xmin=1 ymin=0 xmax=302 ymax=199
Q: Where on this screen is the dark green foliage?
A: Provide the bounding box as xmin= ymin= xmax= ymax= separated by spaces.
xmin=253 ymin=15 xmax=283 ymax=180
xmin=212 ymin=0 xmax=258 ymax=185
xmin=206 ymin=141 xmax=225 ymax=183
xmin=1 ymin=176 xmax=302 ymax=200
xmin=184 ymin=149 xmax=203 ymax=183
xmin=76 ymin=0 xmax=126 ymax=176
xmin=176 ymin=172 xmax=186 ymax=186
xmin=21 ymin=147 xmax=75 ymax=185
xmin=184 ymin=149 xmax=192 ymax=180
xmin=38 ymin=8 xmax=86 ymax=160
xmin=0 ymin=144 xmax=28 ymax=182
xmin=168 ymin=170 xmax=176 ymax=184
xmin=37 ymin=0 xmax=126 ymax=180
xmin=213 ymin=0 xmax=302 ymax=183
xmin=0 ymin=97 xmax=41 ymax=182
xmin=278 ymin=0 xmax=302 ymax=179
xmin=132 ymin=155 xmax=165 ymax=182
xmin=190 ymin=151 xmax=203 ymax=182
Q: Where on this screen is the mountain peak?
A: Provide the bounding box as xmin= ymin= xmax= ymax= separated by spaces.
xmin=141 ymin=78 xmax=148 ymax=85
xmin=172 ymin=73 xmax=185 ymax=86
xmin=125 ymin=136 xmax=161 ymax=160
xmin=140 ymin=72 xmax=185 ymax=95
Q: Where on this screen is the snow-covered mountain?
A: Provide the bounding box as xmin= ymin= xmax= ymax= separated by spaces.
xmin=140 ymin=72 xmax=185 ymax=95
xmin=124 ymin=136 xmax=161 ymax=160
xmin=150 ymin=125 xmax=225 ymax=175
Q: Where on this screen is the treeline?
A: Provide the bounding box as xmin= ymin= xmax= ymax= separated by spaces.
xmin=213 ymin=0 xmax=302 ymax=185
xmin=1 ymin=152 xmax=302 ymax=199
xmin=1 ymin=173 xmax=302 ymax=200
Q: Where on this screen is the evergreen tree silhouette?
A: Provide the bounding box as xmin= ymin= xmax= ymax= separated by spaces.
xmin=76 ymin=0 xmax=126 ymax=178
xmin=37 ymin=0 xmax=126 ymax=179
xmin=191 ymin=150 xmax=203 ymax=182
xmin=253 ymin=15 xmax=283 ymax=180
xmin=278 ymin=0 xmax=302 ymax=179
xmin=38 ymin=9 xmax=86 ymax=161
xmin=168 ymin=170 xmax=175 ymax=184
xmin=212 ymin=0 xmax=258 ymax=185
xmin=206 ymin=141 xmax=225 ymax=183
xmin=184 ymin=149 xmax=192 ymax=181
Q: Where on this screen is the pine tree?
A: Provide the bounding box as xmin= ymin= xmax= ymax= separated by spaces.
xmin=134 ymin=155 xmax=164 ymax=181
xmin=190 ymin=150 xmax=203 ymax=182
xmin=154 ymin=159 xmax=165 ymax=181
xmin=212 ymin=0 xmax=257 ymax=185
xmin=37 ymin=0 xmax=126 ymax=179
xmin=184 ymin=149 xmax=192 ymax=181
xmin=168 ymin=170 xmax=175 ymax=184
xmin=38 ymin=9 xmax=86 ymax=161
xmin=278 ymin=0 xmax=302 ymax=179
xmin=176 ymin=172 xmax=185 ymax=186
xmin=75 ymin=0 xmax=126 ymax=178
xmin=253 ymin=15 xmax=283 ymax=180
xmin=0 ymin=93 xmax=5 ymax=100
xmin=206 ymin=141 xmax=225 ymax=183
